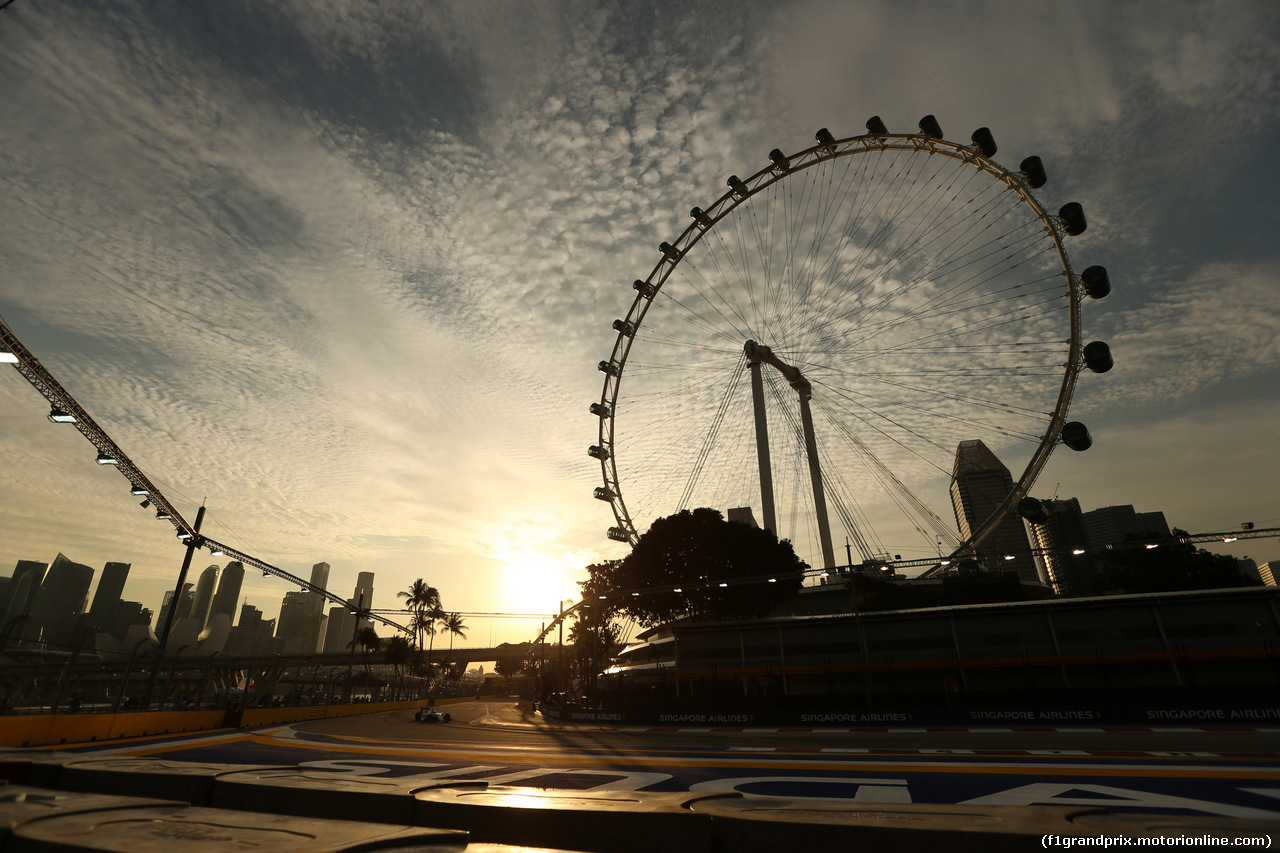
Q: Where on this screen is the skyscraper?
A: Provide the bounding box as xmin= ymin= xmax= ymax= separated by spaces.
xmin=322 ymin=604 xmax=352 ymax=653
xmin=324 ymin=571 xmax=376 ymax=654
xmin=1026 ymin=498 xmax=1097 ymax=596
xmin=949 ymin=440 xmax=1038 ymax=583
xmin=1081 ymin=505 xmax=1171 ymax=547
xmin=308 ymin=562 xmax=331 ymax=616
xmin=2 ymin=560 xmax=47 ymax=632
xmin=209 ymin=562 xmax=244 ymax=626
xmin=231 ymin=603 xmax=264 ymax=656
xmin=276 ymin=590 xmax=318 ymax=655
xmin=190 ymin=565 xmax=220 ymax=630
xmin=160 ymin=582 xmax=195 ymax=630
xmin=26 ymin=553 xmax=94 ymax=647
xmin=87 ymin=562 xmax=130 ymax=632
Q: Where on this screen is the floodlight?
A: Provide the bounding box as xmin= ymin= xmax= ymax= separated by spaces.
xmin=48 ymin=406 xmax=75 ymax=423
xmin=96 ymin=453 xmax=118 ymax=465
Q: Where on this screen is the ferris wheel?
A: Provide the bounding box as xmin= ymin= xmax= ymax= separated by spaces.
xmin=591 ymin=116 xmax=1113 ymax=571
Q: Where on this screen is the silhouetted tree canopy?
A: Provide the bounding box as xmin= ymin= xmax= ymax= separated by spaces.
xmin=493 ymin=656 xmax=523 ymax=678
xmin=582 ymin=508 xmax=807 ymax=627
xmin=844 ymin=569 xmax=1050 ymax=613
xmin=1099 ymin=532 xmax=1258 ymax=594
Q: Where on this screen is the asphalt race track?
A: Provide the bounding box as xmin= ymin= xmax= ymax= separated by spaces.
xmin=54 ymin=699 xmax=1280 ymax=821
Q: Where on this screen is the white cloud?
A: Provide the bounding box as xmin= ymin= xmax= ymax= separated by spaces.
xmin=1 ymin=0 xmax=1278 ymax=635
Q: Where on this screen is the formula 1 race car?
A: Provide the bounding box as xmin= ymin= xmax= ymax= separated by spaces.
xmin=415 ymin=706 xmax=451 ymax=724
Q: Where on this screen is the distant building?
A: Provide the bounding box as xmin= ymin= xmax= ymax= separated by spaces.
xmin=1082 ymin=505 xmax=1171 ymax=547
xmin=949 ymin=440 xmax=1038 ymax=583
xmin=1026 ymin=498 xmax=1097 ymax=596
xmin=209 ymin=562 xmax=244 ymax=626
xmin=112 ymin=601 xmax=152 ymax=640
xmin=726 ymin=507 xmax=759 ymax=528
xmin=277 ymin=590 xmax=324 ymax=655
xmin=322 ymin=572 xmax=376 ymax=654
xmin=322 ymin=604 xmax=352 ymax=653
xmin=87 ymin=562 xmax=130 ymax=633
xmin=230 ymin=604 xmax=264 ymax=656
xmin=190 ymin=565 xmax=220 ymax=630
xmin=159 ymin=582 xmax=195 ymax=632
xmin=2 ymin=560 xmax=47 ymax=631
xmin=1258 ymin=562 xmax=1278 ymax=587
xmin=26 ymin=553 xmax=93 ymax=647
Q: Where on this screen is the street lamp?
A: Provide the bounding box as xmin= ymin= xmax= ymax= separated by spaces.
xmin=112 ymin=635 xmax=152 ymax=714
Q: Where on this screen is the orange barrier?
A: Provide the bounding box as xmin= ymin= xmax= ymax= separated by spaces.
xmin=0 ymin=710 xmax=226 ymax=748
xmin=1 ymin=694 xmax=501 ymax=747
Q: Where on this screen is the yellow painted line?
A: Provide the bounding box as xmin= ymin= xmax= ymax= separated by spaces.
xmin=241 ymin=735 xmax=1280 ymax=780
xmin=33 ymin=727 xmax=244 ymax=750
xmin=80 ymin=733 xmax=259 ymax=757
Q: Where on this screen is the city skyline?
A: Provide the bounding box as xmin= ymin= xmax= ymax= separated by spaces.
xmin=2 ymin=2 xmax=1278 ymax=642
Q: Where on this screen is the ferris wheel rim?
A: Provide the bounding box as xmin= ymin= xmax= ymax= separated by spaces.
xmin=595 ymin=126 xmax=1086 ymax=561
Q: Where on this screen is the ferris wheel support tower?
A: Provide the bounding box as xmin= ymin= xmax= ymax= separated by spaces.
xmin=745 ymin=340 xmax=836 ymax=570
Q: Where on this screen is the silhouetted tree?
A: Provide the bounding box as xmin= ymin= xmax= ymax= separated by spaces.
xmin=581 ymin=508 xmax=806 ymax=627
xmin=1099 ymin=530 xmax=1259 ymax=594
xmin=493 ymin=656 xmax=523 ymax=678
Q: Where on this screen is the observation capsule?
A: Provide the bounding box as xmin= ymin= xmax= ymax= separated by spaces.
xmin=815 ymin=127 xmax=836 ymax=150
xmin=589 ymin=402 xmax=612 ymax=418
xmin=633 ymin=279 xmax=657 ymax=298
xmin=769 ymin=148 xmax=790 ymax=171
xmin=613 ymin=319 xmax=636 ymax=337
xmin=1060 ymin=202 xmax=1087 ymax=236
xmin=1018 ymin=496 xmax=1049 ymax=524
xmin=598 ymin=360 xmax=620 ymax=376
xmin=1081 ymin=265 xmax=1111 ymax=299
xmin=690 ymin=206 xmax=712 ymax=228
xmin=1020 ymin=156 xmax=1047 ymax=189
xmin=588 ymin=444 xmax=610 ymax=461
xmin=918 ymin=114 xmax=943 ymax=139
xmin=607 ymin=527 xmax=630 ymax=542
xmin=866 ymin=115 xmax=888 ymax=135
xmin=593 ymin=486 xmax=615 ymax=502
xmin=1061 ymin=421 xmax=1093 ymax=451
xmin=1082 ymin=341 xmax=1114 ymax=373
xmin=727 ymin=174 xmax=749 ymax=198
xmin=659 ymin=241 xmax=680 ymax=261
xmin=971 ymin=127 xmax=997 ymax=158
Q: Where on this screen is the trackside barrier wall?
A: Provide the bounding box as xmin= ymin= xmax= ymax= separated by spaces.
xmin=0 ymin=694 xmax=497 ymax=747
xmin=4 ymin=767 xmax=1278 ymax=852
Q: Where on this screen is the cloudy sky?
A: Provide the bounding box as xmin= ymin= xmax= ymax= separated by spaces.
xmin=2 ymin=0 xmax=1277 ymax=645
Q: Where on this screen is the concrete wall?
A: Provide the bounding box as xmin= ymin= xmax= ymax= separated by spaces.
xmin=0 ymin=694 xmax=496 ymax=748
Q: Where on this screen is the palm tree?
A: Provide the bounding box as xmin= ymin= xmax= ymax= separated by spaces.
xmin=398 ymin=579 xmax=441 ymax=651
xmin=383 ymin=635 xmax=413 ymax=700
xmin=442 ymin=612 xmax=467 ymax=659
xmin=423 ymin=604 xmax=445 ymax=670
xmin=351 ymin=626 xmax=381 ymax=673
xmin=410 ymin=609 xmax=437 ymax=658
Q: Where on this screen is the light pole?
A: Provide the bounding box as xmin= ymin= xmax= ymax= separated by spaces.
xmin=52 ymin=627 xmax=97 ymax=714
xmin=142 ymin=503 xmax=206 ymax=709
xmin=345 ymin=593 xmax=365 ymax=704
xmin=111 ymin=635 xmax=151 ymax=714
